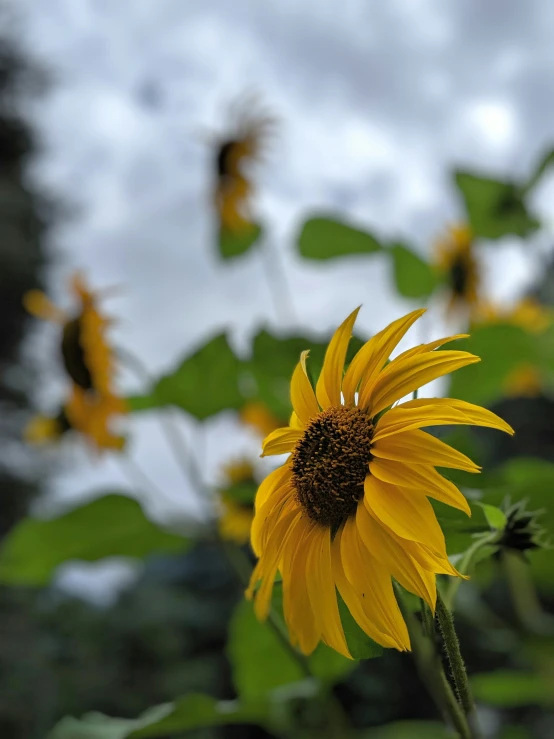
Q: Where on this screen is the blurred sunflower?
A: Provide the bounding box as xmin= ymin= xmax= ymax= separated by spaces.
xmin=240 ymin=401 xmax=283 ymax=438
xmin=435 ymin=225 xmax=480 ymax=314
xmin=218 ymin=459 xmax=257 ymax=545
xmin=23 ymin=272 xmax=127 ymax=450
xmin=247 ymin=308 xmax=513 ymax=657
xmin=214 ymin=100 xmax=274 ymax=236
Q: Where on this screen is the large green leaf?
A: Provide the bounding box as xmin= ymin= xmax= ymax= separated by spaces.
xmin=0 ymin=494 xmax=189 ymax=586
xmin=389 ymin=243 xmax=439 ymax=298
xmin=298 ymin=215 xmax=382 ymax=259
xmin=454 ymin=171 xmax=539 ymax=239
xmin=472 ymin=670 xmax=554 ymax=707
xmin=228 ymin=597 xmax=356 ymax=701
xmin=129 ymin=333 xmax=244 ymax=419
xmin=218 ymin=223 xmax=262 ymax=259
xmin=447 ymin=324 xmax=540 ymax=406
xmin=47 ymin=694 xmax=269 ymax=739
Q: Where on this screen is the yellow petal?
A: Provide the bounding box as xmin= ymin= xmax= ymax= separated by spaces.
xmin=356 ymin=503 xmax=436 ymax=609
xmin=372 ymin=429 xmax=480 ymax=473
xmin=394 ymin=334 xmax=469 ymax=360
xmin=340 ymin=517 xmax=411 ymax=650
xmin=316 ymin=307 xmax=360 ymax=409
xmin=369 ymin=458 xmax=471 ymax=515
xmin=361 ymin=350 xmax=480 ymax=414
xmin=343 ymin=309 xmax=425 ymax=406
xmin=291 ymin=351 xmax=320 ymax=425
xmin=251 ymin=481 xmax=296 ymax=556
xmin=331 ymin=526 xmax=401 ymax=650
xmin=255 ymin=464 xmax=292 ymax=510
xmin=23 ymin=290 xmax=65 ymax=323
xmin=364 ymin=474 xmax=447 ymax=556
xmin=306 ymin=525 xmax=351 ymax=658
xmin=402 ymin=539 xmax=465 ymax=579
xmin=289 ymin=411 xmax=303 ymax=429
xmin=373 ymin=397 xmax=514 ymax=441
xmin=281 ymin=519 xmax=321 ymax=655
xmin=261 ymin=427 xmax=302 ymax=457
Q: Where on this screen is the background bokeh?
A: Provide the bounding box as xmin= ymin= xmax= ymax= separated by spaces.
xmin=1 ymin=1 xmax=554 ymax=737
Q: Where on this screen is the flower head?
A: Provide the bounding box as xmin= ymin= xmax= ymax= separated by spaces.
xmin=23 ymin=273 xmax=127 ymax=451
xmin=218 ymin=459 xmax=257 ymax=545
xmin=214 ymin=99 xmax=274 ymax=236
xmin=435 ymin=225 xmax=480 ymax=314
xmin=247 ymin=309 xmax=513 ymax=657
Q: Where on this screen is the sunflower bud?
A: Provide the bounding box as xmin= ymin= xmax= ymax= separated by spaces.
xmin=496 ymin=499 xmax=549 ymax=555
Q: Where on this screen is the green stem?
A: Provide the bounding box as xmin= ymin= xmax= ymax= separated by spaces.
xmin=436 ymin=592 xmax=475 ymax=720
xmin=396 ymin=588 xmax=473 ymax=739
xmin=444 ymin=531 xmax=499 ymax=611
xmin=502 ymin=550 xmax=554 ymax=635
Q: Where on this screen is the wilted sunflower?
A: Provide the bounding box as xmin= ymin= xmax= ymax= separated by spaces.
xmin=218 ymin=459 xmax=257 ymax=545
xmin=247 ymin=308 xmax=513 ymax=657
xmin=23 ymin=273 xmax=127 ymax=450
xmin=435 ymin=225 xmax=480 ymax=314
xmin=214 ymin=99 xmax=274 ymax=235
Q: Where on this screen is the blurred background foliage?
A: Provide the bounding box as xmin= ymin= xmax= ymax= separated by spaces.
xmin=1 ymin=4 xmax=554 ymax=739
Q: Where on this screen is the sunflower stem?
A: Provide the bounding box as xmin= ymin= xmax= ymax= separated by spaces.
xmin=443 ymin=531 xmax=499 ymax=611
xmin=436 ymin=591 xmax=476 ymax=724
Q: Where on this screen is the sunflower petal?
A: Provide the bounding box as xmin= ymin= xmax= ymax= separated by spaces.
xmin=402 ymin=539 xmax=466 ymax=579
xmin=343 ymin=309 xmax=426 ymax=406
xmin=261 ymin=427 xmax=302 ymax=457
xmin=316 ymin=307 xmax=360 ymax=409
xmin=373 ymin=398 xmax=514 ymax=440
xmin=291 ymin=351 xmax=319 ymax=425
xmin=255 ymin=464 xmax=292 ymax=510
xmin=251 ymin=479 xmax=296 ymax=556
xmin=364 ymin=474 xmax=447 ymax=555
xmin=356 ymin=502 xmax=436 ymax=609
xmin=394 ymin=334 xmax=469 ymax=360
xmin=361 ymin=351 xmax=480 ymax=414
xmin=371 ymin=429 xmax=480 ymax=473
xmin=23 ymin=290 xmax=65 ymax=323
xmin=369 ymin=458 xmax=471 ymax=515
xmin=339 ymin=518 xmax=411 ymax=650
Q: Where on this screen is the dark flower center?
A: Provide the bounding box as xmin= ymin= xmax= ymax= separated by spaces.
xmin=216 ymin=140 xmax=239 ymax=178
xmin=61 ymin=316 xmax=93 ymax=390
xmin=450 ymin=256 xmax=469 ymax=297
xmin=291 ymin=406 xmax=374 ymax=528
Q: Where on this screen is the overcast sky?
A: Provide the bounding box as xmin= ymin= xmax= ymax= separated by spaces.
xmin=14 ymin=0 xmax=554 ymax=599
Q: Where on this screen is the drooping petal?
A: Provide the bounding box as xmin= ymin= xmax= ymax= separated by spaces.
xmin=305 ymin=525 xmax=351 ymax=658
xmin=316 ymin=307 xmax=360 ymax=409
xmin=371 ymin=429 xmax=480 ymax=473
xmin=261 ymin=427 xmax=303 ymax=457
xmin=356 ymin=501 xmax=436 ymax=609
xmin=23 ymin=290 xmax=66 ymax=323
xmin=339 ymin=518 xmax=411 ymax=650
xmin=364 ymin=474 xmax=448 ymax=556
xmin=361 ymin=350 xmax=480 ymax=414
xmin=342 ymin=309 xmax=425 ymax=406
xmin=291 ymin=351 xmax=319 ymax=425
xmin=248 ymin=507 xmax=302 ymax=620
xmin=251 ymin=478 xmax=296 ymax=556
xmin=401 ymin=538 xmax=465 ymax=579
xmin=255 ymin=464 xmax=292 ymax=510
xmin=373 ymin=397 xmax=514 ymax=441
xmin=281 ymin=518 xmax=321 ymax=655
xmin=369 ymin=458 xmax=471 ymax=515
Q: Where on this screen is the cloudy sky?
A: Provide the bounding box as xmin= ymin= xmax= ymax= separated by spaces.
xmin=14 ymin=0 xmax=554 ymax=597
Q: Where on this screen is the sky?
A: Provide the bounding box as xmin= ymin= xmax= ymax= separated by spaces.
xmin=13 ymin=0 xmax=554 ymax=600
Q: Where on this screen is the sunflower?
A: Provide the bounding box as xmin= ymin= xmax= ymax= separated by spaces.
xmin=240 ymin=401 xmax=284 ymax=438
xmin=25 ymin=387 xmax=126 ymax=451
xmin=218 ymin=459 xmax=257 ymax=545
xmin=214 ymin=101 xmax=274 ymax=235
xmin=435 ymin=225 xmax=480 ymax=314
xmin=247 ymin=308 xmax=513 ymax=657
xmin=23 ymin=272 xmax=127 ymax=450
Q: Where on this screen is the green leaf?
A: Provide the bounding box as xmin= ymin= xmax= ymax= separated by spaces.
xmin=476 ymin=502 xmax=507 ymax=530
xmin=129 ymin=333 xmax=244 ymax=419
xmin=447 ymin=324 xmax=540 ymax=406
xmin=47 ymin=694 xmax=270 ymax=739
xmin=0 ymin=494 xmax=189 ymax=586
xmin=454 ymin=171 xmax=539 ymax=239
xmin=389 ymin=243 xmax=439 ymax=298
xmin=218 ymin=223 xmax=262 ymax=258
xmin=472 ymin=670 xmax=554 ymax=707
xmin=337 ymin=593 xmax=384 ymax=660
xmin=298 ymin=215 xmax=382 ymax=259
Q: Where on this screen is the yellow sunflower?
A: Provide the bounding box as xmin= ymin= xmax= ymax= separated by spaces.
xmin=25 ymin=387 xmax=126 ymax=451
xmin=435 ymin=225 xmax=480 ymax=314
xmin=247 ymin=308 xmax=513 ymax=657
xmin=218 ymin=459 xmax=257 ymax=545
xmin=240 ymin=401 xmax=284 ymax=438
xmin=214 ymin=102 xmax=274 ymax=235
